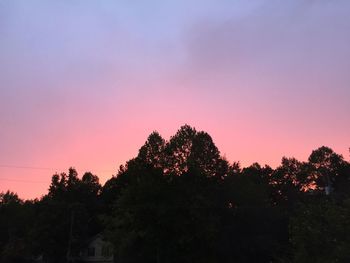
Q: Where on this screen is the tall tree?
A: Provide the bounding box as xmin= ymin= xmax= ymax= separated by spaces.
xmin=165 ymin=125 xmax=227 ymax=178
xmin=31 ymin=168 xmax=102 ymax=262
xmin=270 ymin=157 xmax=309 ymax=206
xmin=308 ymin=146 xmax=346 ymax=194
xmin=138 ymin=131 xmax=166 ymax=168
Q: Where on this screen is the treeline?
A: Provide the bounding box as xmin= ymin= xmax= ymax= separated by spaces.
xmin=1 ymin=125 xmax=350 ymax=262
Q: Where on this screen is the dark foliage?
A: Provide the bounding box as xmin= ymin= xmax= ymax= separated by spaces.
xmin=1 ymin=126 xmax=350 ymax=262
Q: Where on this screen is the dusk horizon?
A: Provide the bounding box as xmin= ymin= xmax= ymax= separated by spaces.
xmin=1 ymin=1 xmax=350 ymax=262
xmin=1 ymin=0 xmax=350 ymax=200
xmin=1 ymin=125 xmax=349 ymax=200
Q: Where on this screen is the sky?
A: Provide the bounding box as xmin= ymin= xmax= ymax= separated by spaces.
xmin=1 ymin=0 xmax=350 ymax=199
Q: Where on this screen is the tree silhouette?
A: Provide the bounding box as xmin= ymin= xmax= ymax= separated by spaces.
xmin=308 ymin=146 xmax=346 ymax=194
xmin=1 ymin=126 xmax=350 ymax=262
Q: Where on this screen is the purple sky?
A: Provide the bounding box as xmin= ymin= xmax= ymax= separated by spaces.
xmin=1 ymin=0 xmax=350 ymax=199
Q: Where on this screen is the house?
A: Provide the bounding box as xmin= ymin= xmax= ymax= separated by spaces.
xmin=77 ymin=234 xmax=114 ymax=263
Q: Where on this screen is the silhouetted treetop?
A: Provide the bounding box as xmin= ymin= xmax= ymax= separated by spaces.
xmin=138 ymin=131 xmax=166 ymax=168
xmin=308 ymin=146 xmax=346 ymax=194
xmin=0 ymin=191 xmax=22 ymax=206
xmin=2 ymin=126 xmax=350 ymax=263
xmin=163 ymin=125 xmax=227 ymax=177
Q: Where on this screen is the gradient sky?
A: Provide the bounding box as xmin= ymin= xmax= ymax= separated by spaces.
xmin=1 ymin=0 xmax=350 ymax=199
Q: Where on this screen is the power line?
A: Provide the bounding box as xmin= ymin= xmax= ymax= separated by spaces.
xmin=0 ymin=164 xmax=116 ymax=173
xmin=0 ymin=165 xmax=53 ymax=170
xmin=0 ymin=177 xmax=47 ymax=183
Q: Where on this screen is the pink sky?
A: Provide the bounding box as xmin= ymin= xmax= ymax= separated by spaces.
xmin=1 ymin=0 xmax=350 ymax=199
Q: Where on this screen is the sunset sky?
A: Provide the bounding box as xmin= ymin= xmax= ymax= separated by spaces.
xmin=1 ymin=0 xmax=350 ymax=199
